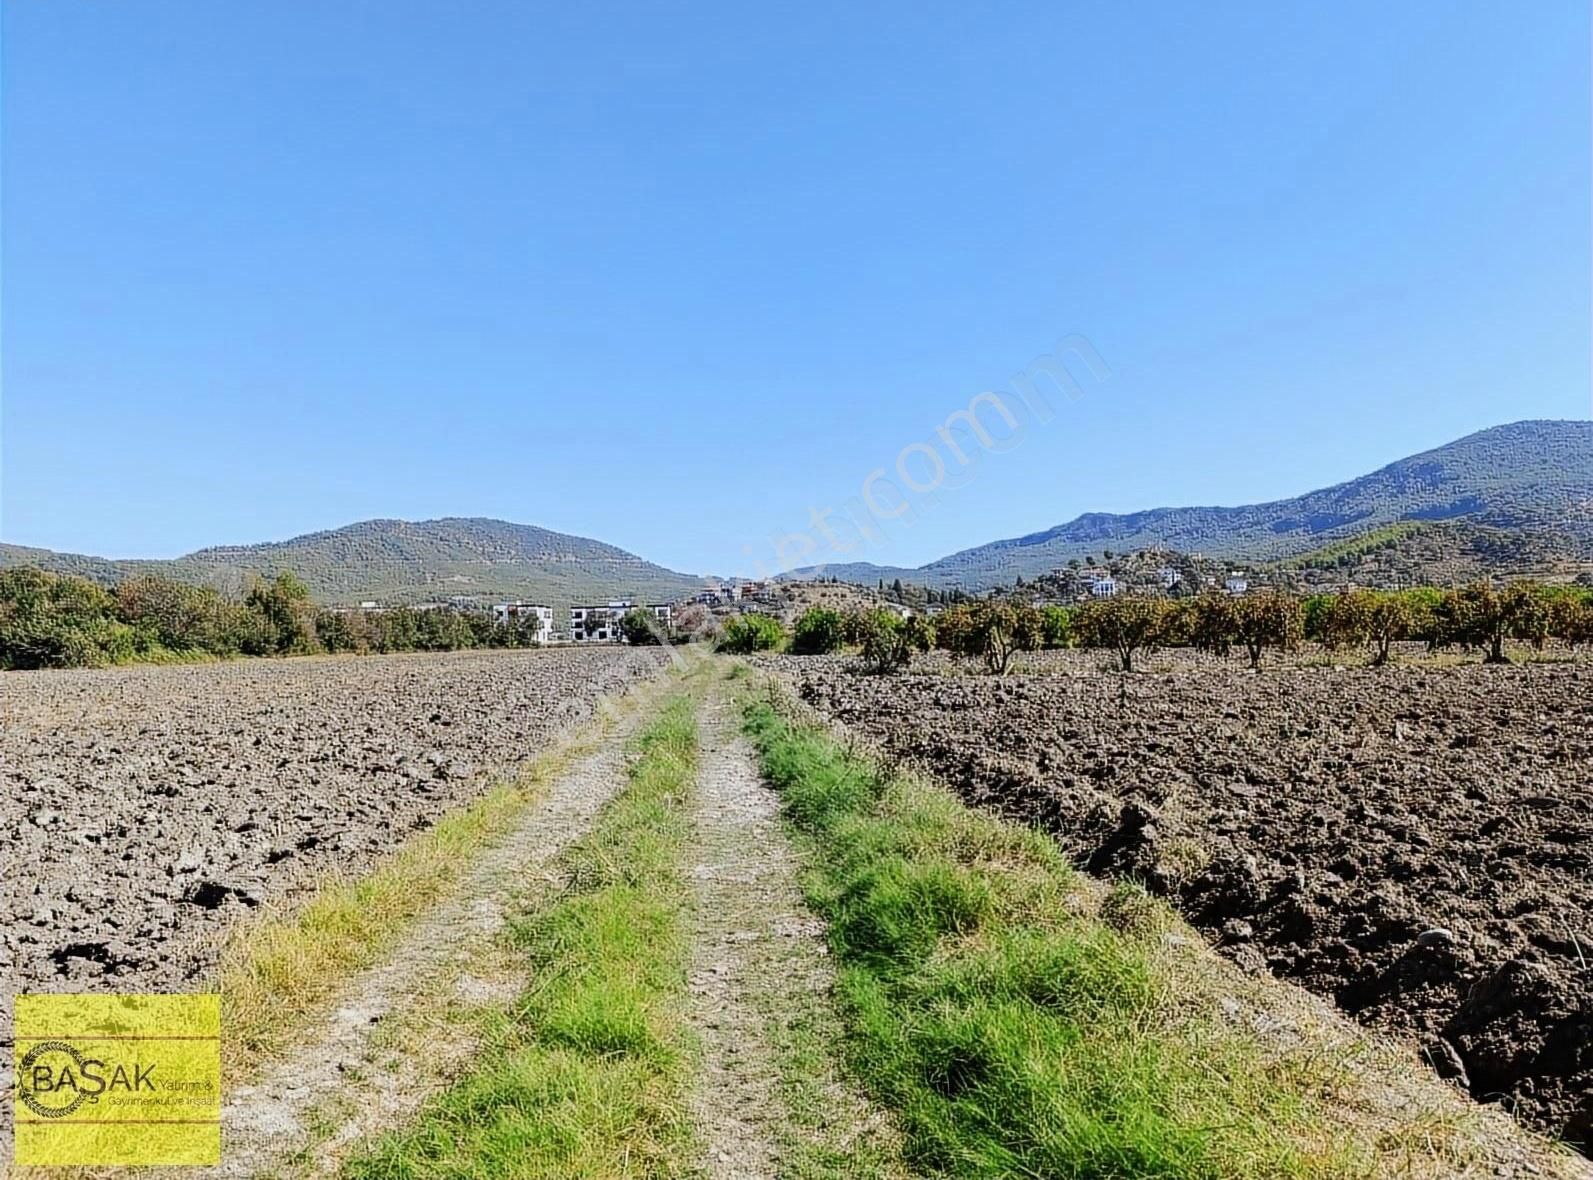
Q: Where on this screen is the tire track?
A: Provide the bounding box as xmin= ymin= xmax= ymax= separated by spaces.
xmin=156 ymin=685 xmax=661 ymax=1180
xmin=685 ymin=689 xmax=904 ymax=1179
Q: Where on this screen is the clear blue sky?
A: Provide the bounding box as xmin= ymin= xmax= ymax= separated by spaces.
xmin=3 ymin=1 xmax=1588 ymax=577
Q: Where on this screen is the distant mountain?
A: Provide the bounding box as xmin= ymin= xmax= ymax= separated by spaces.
xmin=795 ymin=420 xmax=1593 ymax=590
xmin=0 ymin=518 xmax=706 ymax=607
xmin=8 ymin=422 xmax=1589 ymax=604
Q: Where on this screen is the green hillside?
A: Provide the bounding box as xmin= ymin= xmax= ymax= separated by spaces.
xmin=0 ymin=518 xmax=707 ymax=606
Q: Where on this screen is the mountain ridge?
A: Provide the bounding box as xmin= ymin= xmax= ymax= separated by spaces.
xmin=793 ymin=419 xmax=1593 ymax=588
xmin=4 ymin=420 xmax=1589 ymax=600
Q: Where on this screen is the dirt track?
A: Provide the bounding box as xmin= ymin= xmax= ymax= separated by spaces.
xmin=760 ymin=651 xmax=1593 ymax=1150
xmin=0 ymin=647 xmax=667 ymax=996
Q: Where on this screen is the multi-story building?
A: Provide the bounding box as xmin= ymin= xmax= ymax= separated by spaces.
xmin=493 ymin=602 xmax=553 ymax=639
xmin=569 ymin=601 xmax=673 ymax=642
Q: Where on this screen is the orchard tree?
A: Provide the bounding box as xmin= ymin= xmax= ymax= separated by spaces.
xmin=940 ymin=602 xmax=1042 ymax=674
xmin=1435 ymin=581 xmax=1547 ymax=664
xmin=1039 ymin=605 xmax=1072 ymax=649
xmin=1548 ymin=592 xmax=1593 ymax=650
xmin=1362 ymin=592 xmax=1414 ymax=666
xmin=856 ymin=611 xmax=932 ymax=674
xmin=1188 ymin=592 xmax=1239 ymax=658
xmin=1322 ymin=590 xmax=1412 ymax=665
xmin=1234 ymin=589 xmax=1302 ymax=669
xmin=1074 ymin=595 xmax=1168 ymax=672
xmin=790 ymin=606 xmax=847 ymax=654
xmin=716 ymin=613 xmax=786 ymax=654
xmin=1506 ymin=583 xmax=1550 ymax=653
xmin=1318 ymin=591 xmax=1369 ymax=653
xmin=976 ymin=602 xmax=1043 ymax=674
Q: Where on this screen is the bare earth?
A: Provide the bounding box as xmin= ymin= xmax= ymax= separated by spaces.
xmin=1 ymin=647 xmax=666 ymax=996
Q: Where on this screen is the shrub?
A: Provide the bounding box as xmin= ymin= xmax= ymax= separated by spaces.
xmin=1039 ymin=605 xmax=1072 ymax=649
xmin=0 ymin=568 xmax=123 ymax=669
xmin=314 ymin=610 xmax=364 ymax=654
xmin=716 ymin=613 xmax=786 ymax=654
xmin=244 ymin=571 xmax=319 ymax=655
xmin=115 ymin=574 xmax=249 ymax=656
xmin=789 ymin=606 xmax=847 ymax=655
xmin=0 ymin=564 xmax=549 ymax=668
xmin=669 ymin=603 xmax=718 ymax=644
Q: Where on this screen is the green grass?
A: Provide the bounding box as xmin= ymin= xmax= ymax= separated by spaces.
xmin=741 ymin=696 xmax=1370 ymax=1180
xmin=344 ymin=696 xmax=700 ymax=1180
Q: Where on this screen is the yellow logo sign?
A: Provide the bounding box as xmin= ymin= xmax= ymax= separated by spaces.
xmin=13 ymin=993 xmax=221 ymax=1166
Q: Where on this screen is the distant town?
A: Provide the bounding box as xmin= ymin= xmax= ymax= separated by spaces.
xmin=328 ymin=554 xmax=1276 ymax=646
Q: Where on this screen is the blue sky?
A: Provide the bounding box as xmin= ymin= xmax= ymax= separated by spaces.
xmin=3 ymin=1 xmax=1588 ymax=577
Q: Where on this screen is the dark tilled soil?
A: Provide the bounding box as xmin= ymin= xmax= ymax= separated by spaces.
xmin=760 ymin=651 xmax=1593 ymax=1150
xmin=1 ymin=648 xmax=666 ymax=994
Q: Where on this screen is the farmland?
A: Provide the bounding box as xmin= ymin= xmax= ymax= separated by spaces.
xmin=3 ymin=651 xmax=1589 ymax=1177
xmin=761 ymin=650 xmax=1593 ymax=1148
xmin=0 ymin=647 xmax=667 ymax=996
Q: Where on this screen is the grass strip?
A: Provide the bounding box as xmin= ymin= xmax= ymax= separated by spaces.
xmin=343 ymin=694 xmax=700 ymax=1180
xmin=741 ymin=695 xmax=1372 ymax=1180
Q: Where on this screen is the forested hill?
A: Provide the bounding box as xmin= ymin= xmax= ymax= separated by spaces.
xmin=0 ymin=518 xmax=705 ymax=605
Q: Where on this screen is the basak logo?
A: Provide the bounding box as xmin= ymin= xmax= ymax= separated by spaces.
xmin=13 ymin=993 xmax=222 ymax=1167
xmin=19 ymin=1040 xmax=159 ymax=1118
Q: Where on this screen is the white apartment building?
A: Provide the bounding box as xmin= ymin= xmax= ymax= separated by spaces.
xmin=493 ymin=602 xmax=553 ymax=639
xmin=569 ymin=601 xmax=673 ymax=642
